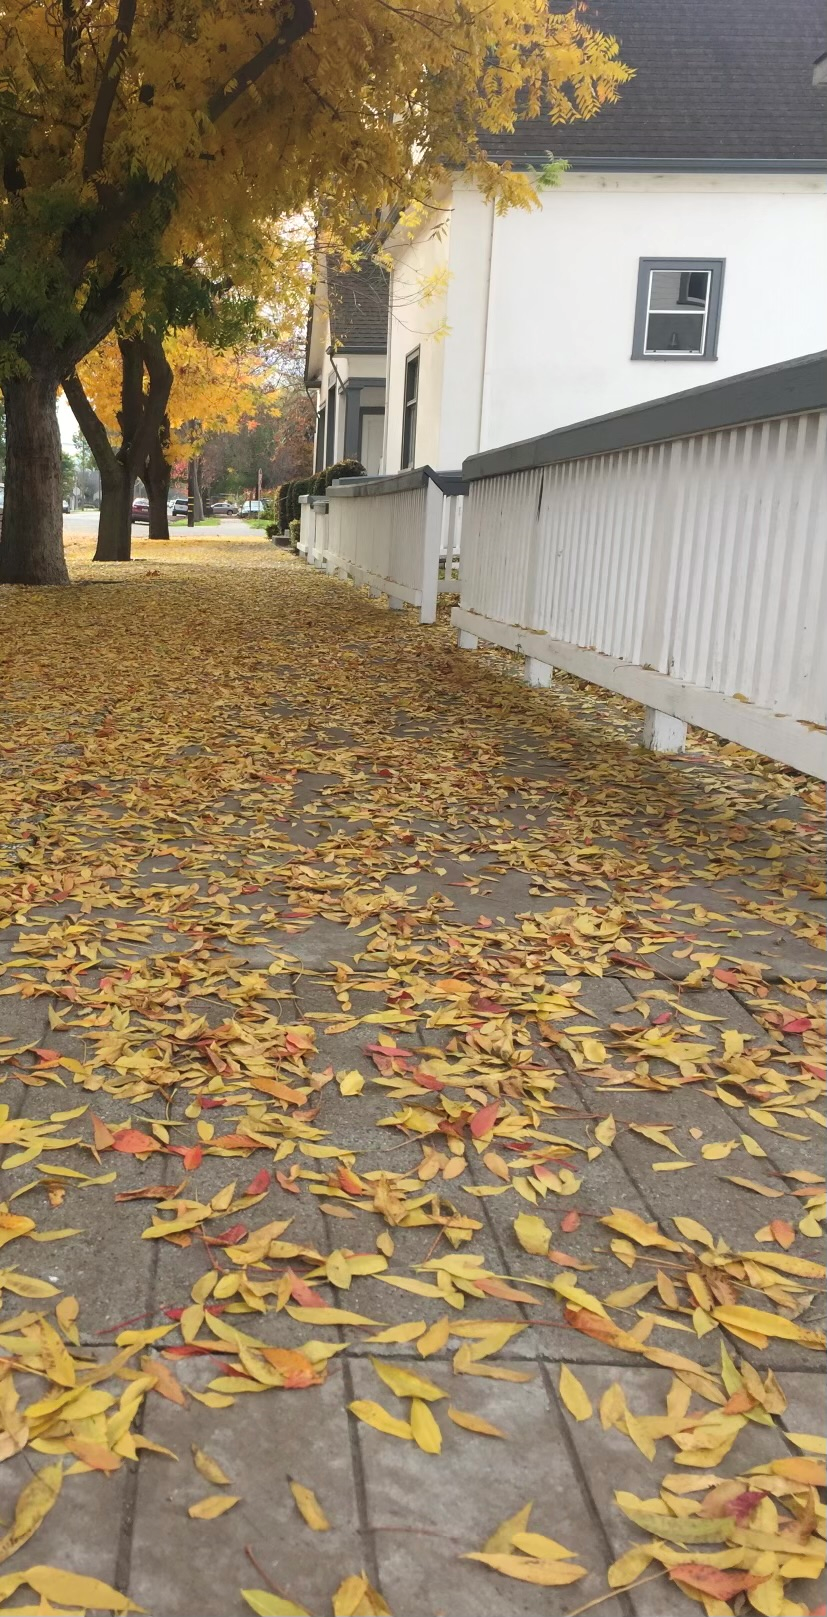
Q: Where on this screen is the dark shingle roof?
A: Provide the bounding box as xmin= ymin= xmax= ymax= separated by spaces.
xmin=328 ymin=258 xmax=389 ymax=353
xmin=483 ymin=0 xmax=827 ymax=166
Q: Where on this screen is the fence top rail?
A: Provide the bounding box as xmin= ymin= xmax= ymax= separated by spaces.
xmin=327 ymin=465 xmax=468 ymax=499
xmin=462 ymin=351 xmax=827 ymax=482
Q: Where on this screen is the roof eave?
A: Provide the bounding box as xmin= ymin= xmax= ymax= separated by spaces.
xmin=497 ymin=155 xmax=827 ymax=173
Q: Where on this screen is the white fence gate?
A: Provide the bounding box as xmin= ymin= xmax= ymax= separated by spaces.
xmin=317 ymin=468 xmax=464 ymax=624
xmin=452 ymin=352 xmax=827 ymax=778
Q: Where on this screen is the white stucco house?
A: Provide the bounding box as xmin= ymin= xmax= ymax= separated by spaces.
xmin=372 ymin=0 xmax=827 ymax=473
xmin=304 ymin=254 xmax=389 ymax=475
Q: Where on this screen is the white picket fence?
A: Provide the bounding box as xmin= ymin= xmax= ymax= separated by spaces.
xmin=299 ymin=468 xmax=464 ymax=624
xmin=452 ymin=353 xmax=827 ymax=778
xmin=297 ymin=494 xmax=328 ymax=563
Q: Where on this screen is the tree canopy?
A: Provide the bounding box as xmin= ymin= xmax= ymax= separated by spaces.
xmin=0 ymin=0 xmax=630 ymax=582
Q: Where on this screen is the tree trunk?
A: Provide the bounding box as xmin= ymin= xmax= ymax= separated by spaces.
xmin=144 ymin=425 xmax=171 ymax=539
xmin=0 ymin=374 xmax=68 ymax=585
xmin=187 ymin=455 xmax=204 ymax=525
xmin=95 ymin=464 xmax=133 ymax=561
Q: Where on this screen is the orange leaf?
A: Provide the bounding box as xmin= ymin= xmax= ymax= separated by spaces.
xmin=769 ymin=1219 xmax=795 ymax=1249
xmin=112 ymin=1129 xmax=160 ymax=1155
xmin=669 ymin=1564 xmax=766 ymax=1600
xmin=91 ymin=1114 xmax=115 ymax=1150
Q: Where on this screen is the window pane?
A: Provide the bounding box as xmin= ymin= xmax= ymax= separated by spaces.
xmin=684 ymin=271 xmax=709 ymax=305
xmin=405 ymin=355 xmax=419 ymax=405
xmin=645 ymin=311 xmax=706 ymax=353
xmin=649 ymin=268 xmax=709 ymax=311
xmin=402 ymin=400 xmax=417 ymax=468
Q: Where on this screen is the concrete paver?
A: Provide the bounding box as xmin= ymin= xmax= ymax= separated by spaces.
xmin=0 ymin=543 xmax=822 ymax=1616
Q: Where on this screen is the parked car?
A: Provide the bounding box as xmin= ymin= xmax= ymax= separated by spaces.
xmin=168 ymin=496 xmax=189 ymax=518
xmin=240 ymin=499 xmax=264 ymax=516
xmin=210 ymin=499 xmax=238 ymax=516
xmin=62 ymin=497 xmax=70 ymax=513
xmin=131 ymin=497 xmax=150 ymax=522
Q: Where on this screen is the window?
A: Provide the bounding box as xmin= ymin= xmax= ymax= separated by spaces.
xmin=315 ymin=405 xmax=326 ymax=472
xmin=632 ymin=259 xmax=725 ymax=360
xmin=401 ymin=350 xmax=419 ymax=468
xmin=325 ymin=382 xmax=336 ymax=464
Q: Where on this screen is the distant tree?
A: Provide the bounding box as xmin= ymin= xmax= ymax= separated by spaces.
xmin=201 ymin=384 xmax=315 ymax=499
xmin=67 ymin=302 xmax=260 ymax=555
xmin=60 ymin=451 xmax=76 ymax=499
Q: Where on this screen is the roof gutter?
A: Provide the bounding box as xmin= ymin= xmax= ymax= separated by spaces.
xmin=500 ymin=155 xmax=827 ymax=173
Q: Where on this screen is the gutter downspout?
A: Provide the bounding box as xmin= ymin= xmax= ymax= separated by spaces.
xmin=380 ymin=261 xmax=395 ymax=474
xmin=476 ymin=200 xmax=496 ymax=454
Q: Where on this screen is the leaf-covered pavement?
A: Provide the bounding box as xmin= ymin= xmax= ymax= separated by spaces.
xmin=0 ymin=536 xmax=824 ymax=1617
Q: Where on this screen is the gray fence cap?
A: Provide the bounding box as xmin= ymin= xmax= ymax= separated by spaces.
xmin=327 ymin=465 xmax=467 ymax=499
xmin=462 ymin=351 xmax=827 ymax=481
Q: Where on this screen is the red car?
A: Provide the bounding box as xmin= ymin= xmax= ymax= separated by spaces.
xmin=131 ymin=496 xmax=150 ymax=522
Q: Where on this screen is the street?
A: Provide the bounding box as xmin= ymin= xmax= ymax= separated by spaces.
xmin=63 ymin=511 xmax=259 ymax=540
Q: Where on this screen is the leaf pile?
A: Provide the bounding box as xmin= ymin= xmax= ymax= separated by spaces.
xmin=0 ymin=538 xmax=823 ymax=1614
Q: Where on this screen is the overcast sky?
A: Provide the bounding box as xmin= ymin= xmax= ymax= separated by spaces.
xmin=58 ymin=393 xmax=77 ymax=449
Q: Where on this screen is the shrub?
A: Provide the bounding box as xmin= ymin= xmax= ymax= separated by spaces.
xmin=277 ymin=483 xmax=291 ymax=532
xmin=288 ymin=476 xmax=314 ymax=524
xmin=311 ymin=470 xmax=327 ymax=495
xmin=288 ymin=518 xmax=301 ymax=549
xmin=323 ymin=457 xmax=365 ymax=490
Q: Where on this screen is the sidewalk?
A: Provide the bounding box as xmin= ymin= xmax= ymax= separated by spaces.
xmin=0 ymin=537 xmax=824 ymax=1617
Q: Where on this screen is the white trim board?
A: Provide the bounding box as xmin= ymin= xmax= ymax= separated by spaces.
xmin=340 ymin=562 xmax=423 ymax=608
xmin=450 ymin=607 xmax=827 ymax=780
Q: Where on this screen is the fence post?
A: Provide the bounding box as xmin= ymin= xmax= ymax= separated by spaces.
xmin=525 ymin=656 xmax=552 ymax=687
xmin=457 ymin=629 xmax=478 ymax=649
xmin=419 ymin=477 xmax=443 ymax=624
xmin=642 ymin=708 xmax=687 ymax=753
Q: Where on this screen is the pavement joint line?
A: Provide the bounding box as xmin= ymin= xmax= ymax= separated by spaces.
xmin=538 ymin=1356 xmax=637 ymax=1617
xmin=340 ymin=1352 xmax=383 ymax=1592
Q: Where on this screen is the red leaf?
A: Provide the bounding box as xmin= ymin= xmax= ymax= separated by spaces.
xmin=244 ymin=1168 xmax=271 ymax=1197
xmin=561 ymin=1210 xmax=581 ymax=1233
xmin=712 ymin=967 xmax=741 ymax=986
xmin=669 ymin=1564 xmax=766 ymax=1600
xmin=781 ymin=1016 xmax=812 ymax=1034
xmin=163 ymin=1344 xmax=217 ymax=1359
xmin=206 ymin=1223 xmax=247 ymax=1246
xmin=470 ymin=1101 xmax=500 ymax=1138
xmin=724 ymin=1489 xmax=765 ymax=1524
xmin=411 ymin=1070 xmax=445 ymax=1093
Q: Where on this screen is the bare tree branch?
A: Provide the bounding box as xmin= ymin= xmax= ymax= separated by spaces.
xmin=82 ymin=0 xmax=138 ymax=181
xmin=206 ymin=0 xmax=314 ymax=124
xmin=63 ymin=370 xmax=118 ymax=475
